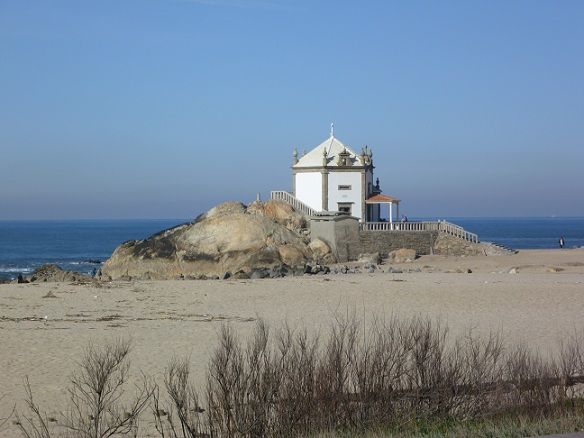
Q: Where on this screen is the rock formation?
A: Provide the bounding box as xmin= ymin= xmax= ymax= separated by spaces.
xmin=433 ymin=234 xmax=512 ymax=256
xmin=247 ymin=199 xmax=307 ymax=232
xmin=308 ymin=239 xmax=336 ymax=264
xmin=388 ymin=248 xmax=417 ymax=263
xmin=26 ymin=264 xmax=92 ymax=283
xmin=100 ymin=200 xmax=325 ymax=281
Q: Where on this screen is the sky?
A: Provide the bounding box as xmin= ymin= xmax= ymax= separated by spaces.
xmin=1 ymin=0 xmax=583 ymax=219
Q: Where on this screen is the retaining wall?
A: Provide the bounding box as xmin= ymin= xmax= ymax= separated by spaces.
xmin=310 ymin=215 xmax=361 ymax=262
xmin=359 ymin=230 xmax=439 ymax=256
xmin=310 ymin=217 xmax=463 ymax=260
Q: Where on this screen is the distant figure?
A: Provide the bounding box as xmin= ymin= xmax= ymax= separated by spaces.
xmin=559 ymin=236 xmax=565 ymax=248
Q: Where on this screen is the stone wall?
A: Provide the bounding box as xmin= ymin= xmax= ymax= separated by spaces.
xmin=310 ymin=215 xmax=361 ymax=262
xmin=311 ymin=219 xmax=500 ymax=261
xmin=359 ymin=230 xmax=439 ymax=256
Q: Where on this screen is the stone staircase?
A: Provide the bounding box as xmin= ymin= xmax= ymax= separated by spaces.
xmin=486 ymin=241 xmax=519 ymax=255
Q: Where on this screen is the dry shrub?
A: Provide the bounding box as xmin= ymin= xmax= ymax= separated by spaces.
xmin=0 ymin=395 xmax=15 ymax=432
xmin=152 ymin=357 xmax=205 ymax=438
xmin=16 ymin=339 xmax=152 ymax=438
xmin=160 ymin=317 xmax=584 ymax=437
xmin=15 ymin=319 xmax=584 ymax=437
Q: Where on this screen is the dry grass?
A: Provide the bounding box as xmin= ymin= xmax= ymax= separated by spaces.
xmin=158 ymin=315 xmax=584 ymax=437
xmin=16 ymin=316 xmax=584 ymax=437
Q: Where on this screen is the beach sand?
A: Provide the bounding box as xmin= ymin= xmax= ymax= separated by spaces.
xmin=1 ymin=248 xmax=583 ymax=436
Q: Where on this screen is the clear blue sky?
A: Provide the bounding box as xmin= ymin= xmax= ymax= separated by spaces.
xmin=1 ymin=0 xmax=583 ymax=219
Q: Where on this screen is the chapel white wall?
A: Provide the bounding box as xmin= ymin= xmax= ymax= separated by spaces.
xmin=328 ymin=172 xmax=363 ymax=220
xmin=295 ymin=172 xmax=322 ymax=211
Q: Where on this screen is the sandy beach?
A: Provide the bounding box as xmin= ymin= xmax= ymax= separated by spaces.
xmin=1 ymin=248 xmax=583 ymax=436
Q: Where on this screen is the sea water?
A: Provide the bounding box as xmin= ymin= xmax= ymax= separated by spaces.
xmin=0 ymin=219 xmax=186 ymax=280
xmin=0 ymin=217 xmax=583 ymax=280
xmin=438 ymin=217 xmax=584 ymax=250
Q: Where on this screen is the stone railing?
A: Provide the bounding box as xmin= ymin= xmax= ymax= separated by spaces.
xmin=270 ymin=191 xmax=318 ymax=217
xmin=360 ymin=221 xmax=479 ymax=243
xmin=438 ymin=221 xmax=480 ymax=243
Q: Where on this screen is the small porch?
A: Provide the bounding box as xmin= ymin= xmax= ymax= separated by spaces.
xmin=365 ymin=193 xmax=401 ymax=223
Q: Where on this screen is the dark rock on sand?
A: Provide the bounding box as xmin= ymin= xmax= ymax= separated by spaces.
xmin=26 ymin=264 xmax=92 ymax=283
xmin=269 ymin=264 xmax=292 ymax=278
xmin=250 ymin=268 xmax=271 ymax=279
xmin=303 ymin=264 xmax=330 ymax=275
xmin=231 ymin=270 xmax=250 ymax=279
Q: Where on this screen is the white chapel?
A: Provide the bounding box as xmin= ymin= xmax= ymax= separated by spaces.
xmin=282 ymin=127 xmax=401 ymax=223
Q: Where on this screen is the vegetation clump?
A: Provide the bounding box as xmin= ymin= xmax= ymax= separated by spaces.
xmin=14 ymin=316 xmax=584 ymax=437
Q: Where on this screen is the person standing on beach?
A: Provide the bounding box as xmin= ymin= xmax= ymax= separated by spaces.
xmin=559 ymin=236 xmax=565 ymax=248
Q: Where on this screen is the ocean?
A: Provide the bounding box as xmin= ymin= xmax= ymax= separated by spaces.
xmin=0 ymin=217 xmax=583 ymax=280
xmin=0 ymin=219 xmax=186 ymax=280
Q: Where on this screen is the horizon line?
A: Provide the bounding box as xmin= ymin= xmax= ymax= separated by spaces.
xmin=1 ymin=216 xmax=584 ymax=222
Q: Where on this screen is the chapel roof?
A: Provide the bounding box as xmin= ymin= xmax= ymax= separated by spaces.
xmin=293 ymin=135 xmax=363 ymax=168
xmin=366 ymin=194 xmax=401 ymax=203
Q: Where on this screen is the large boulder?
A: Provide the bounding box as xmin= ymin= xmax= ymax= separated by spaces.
xmin=100 ymin=201 xmax=314 ymax=280
xmin=388 ymin=248 xmax=417 ymax=263
xmin=278 ymin=244 xmax=307 ymax=266
xmin=247 ymin=200 xmax=307 ymax=231
xmin=308 ymin=239 xmax=336 ymax=264
xmin=357 ymin=252 xmax=382 ymax=265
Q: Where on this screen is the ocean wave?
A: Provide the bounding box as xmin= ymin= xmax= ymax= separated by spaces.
xmin=61 ymin=260 xmax=103 ymax=266
xmin=0 ymin=261 xmax=100 ymax=275
xmin=0 ymin=267 xmax=34 ymax=273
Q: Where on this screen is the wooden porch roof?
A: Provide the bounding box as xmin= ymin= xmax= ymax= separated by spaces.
xmin=366 ymin=194 xmax=401 ymax=204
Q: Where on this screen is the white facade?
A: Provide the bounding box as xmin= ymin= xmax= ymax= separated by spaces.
xmin=295 ymin=172 xmax=322 ymax=212
xmin=292 ymin=134 xmax=378 ymax=222
xmin=327 ymin=171 xmax=363 ymax=218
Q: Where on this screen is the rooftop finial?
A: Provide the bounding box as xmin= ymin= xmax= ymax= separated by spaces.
xmin=330 ymin=122 xmax=334 ymax=138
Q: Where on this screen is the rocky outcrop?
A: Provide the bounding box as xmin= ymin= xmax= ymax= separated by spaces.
xmin=100 ymin=201 xmax=328 ymax=281
xmin=247 ymin=199 xmax=307 ymax=232
xmin=388 ymin=248 xmax=417 ymax=263
xmin=433 ymin=234 xmax=512 ymax=256
xmin=26 ymin=264 xmax=92 ymax=283
xmin=308 ymin=239 xmax=336 ymax=264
